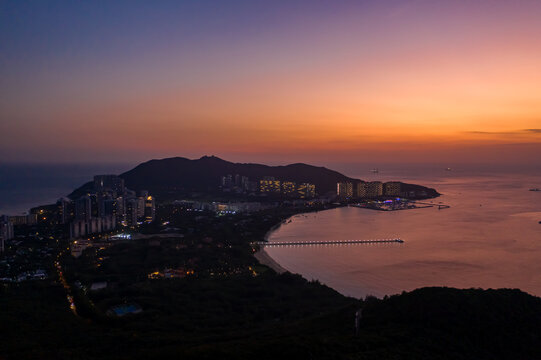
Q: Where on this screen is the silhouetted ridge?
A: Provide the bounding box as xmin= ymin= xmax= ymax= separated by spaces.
xmin=116 ymin=156 xmax=357 ymax=198
xmin=68 ymin=155 xmax=439 ymax=200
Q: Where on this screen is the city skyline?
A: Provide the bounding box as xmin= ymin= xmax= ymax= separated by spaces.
xmin=2 ymin=0 xmax=541 ymax=165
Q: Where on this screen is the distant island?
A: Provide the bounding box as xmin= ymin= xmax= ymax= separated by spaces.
xmin=69 ymin=155 xmax=439 ymax=201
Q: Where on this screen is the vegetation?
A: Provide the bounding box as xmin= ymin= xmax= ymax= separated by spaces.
xmin=2 ymin=203 xmax=539 ymax=359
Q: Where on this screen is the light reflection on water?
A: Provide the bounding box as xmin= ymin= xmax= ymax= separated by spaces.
xmin=267 ymin=170 xmax=541 ymax=298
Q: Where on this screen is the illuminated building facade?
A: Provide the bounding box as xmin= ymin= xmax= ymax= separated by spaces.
xmin=260 ymin=177 xmax=281 ymax=193
xmin=384 ymin=182 xmax=401 ymax=196
xmin=356 ymin=182 xmax=367 ymax=198
xmin=298 ymin=183 xmax=316 ymax=198
xmin=144 ymin=195 xmax=156 ymax=223
xmin=337 ymin=182 xmax=354 ymax=198
xmin=366 ymin=181 xmax=383 ymax=197
xmin=281 ymin=181 xmax=297 ymax=196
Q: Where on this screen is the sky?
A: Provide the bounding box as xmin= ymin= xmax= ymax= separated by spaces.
xmin=1 ymin=0 xmax=541 ymax=166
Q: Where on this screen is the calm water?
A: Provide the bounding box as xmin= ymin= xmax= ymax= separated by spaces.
xmin=267 ymin=169 xmax=541 ymax=298
xmin=0 ymin=163 xmax=133 ymax=215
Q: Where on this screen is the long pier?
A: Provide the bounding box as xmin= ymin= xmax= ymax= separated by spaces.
xmin=254 ymin=238 xmax=403 ymax=247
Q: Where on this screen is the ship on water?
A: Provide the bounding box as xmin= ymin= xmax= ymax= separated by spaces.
xmin=529 ymin=188 xmax=540 ymax=192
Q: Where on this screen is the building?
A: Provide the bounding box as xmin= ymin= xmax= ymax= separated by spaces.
xmin=298 ymin=183 xmax=316 ymax=198
xmin=260 ymin=177 xmax=281 ymax=194
xmin=366 ymin=181 xmax=383 ymax=197
xmin=221 ymin=174 xmax=250 ymax=193
xmin=69 ymin=215 xmax=116 ymax=239
xmin=9 ymin=213 xmax=38 ymax=226
xmin=56 ymin=198 xmax=74 ymax=224
xmin=75 ymin=196 xmax=92 ymax=222
xmin=281 ymin=181 xmax=297 ymax=196
xmin=221 ymin=174 xmax=233 ymax=189
xmin=384 ymin=182 xmax=401 ymax=197
xmin=337 ymin=182 xmax=354 ymax=198
xmin=0 ymin=215 xmax=15 ymax=247
xmin=126 ymin=199 xmax=139 ymax=227
xmin=356 ymin=182 xmax=368 ymax=198
xmin=94 ymin=175 xmax=125 ymax=195
xmin=144 ymin=195 xmax=156 ymax=223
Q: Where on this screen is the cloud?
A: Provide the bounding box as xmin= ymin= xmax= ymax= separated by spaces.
xmin=464 ymin=129 xmax=541 ymax=136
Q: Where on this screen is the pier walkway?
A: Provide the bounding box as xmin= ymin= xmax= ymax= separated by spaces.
xmin=254 ymin=238 xmax=403 ymax=247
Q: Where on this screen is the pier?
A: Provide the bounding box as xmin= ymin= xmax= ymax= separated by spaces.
xmin=414 ymin=201 xmax=450 ymax=210
xmin=254 ymin=238 xmax=403 ymax=247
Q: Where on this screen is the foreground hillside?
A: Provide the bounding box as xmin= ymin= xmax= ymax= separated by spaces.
xmin=2 ymin=283 xmax=541 ymax=359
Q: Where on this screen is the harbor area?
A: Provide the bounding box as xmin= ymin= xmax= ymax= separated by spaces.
xmin=350 ymin=199 xmax=450 ymax=211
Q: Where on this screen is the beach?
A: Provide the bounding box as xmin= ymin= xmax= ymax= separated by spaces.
xmin=254 ymin=248 xmax=287 ymax=274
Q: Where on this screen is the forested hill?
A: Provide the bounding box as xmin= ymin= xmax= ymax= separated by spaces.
xmin=120 ymin=155 xmax=357 ymax=196
xmin=69 ymin=155 xmax=439 ymax=200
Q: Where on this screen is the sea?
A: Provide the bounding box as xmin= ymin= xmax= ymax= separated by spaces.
xmin=266 ymin=165 xmax=541 ymax=299
xmin=2 ymin=162 xmax=541 ymax=299
xmin=0 ymin=163 xmax=134 ymax=215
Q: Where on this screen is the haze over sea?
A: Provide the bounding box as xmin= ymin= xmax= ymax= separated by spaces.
xmin=267 ymin=164 xmax=541 ymax=298
xmin=0 ymin=163 xmax=134 ymax=215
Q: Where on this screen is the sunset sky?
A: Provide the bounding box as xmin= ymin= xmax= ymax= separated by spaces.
xmin=1 ymin=0 xmax=541 ymax=165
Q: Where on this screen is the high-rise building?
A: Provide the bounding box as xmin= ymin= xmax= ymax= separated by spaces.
xmin=144 ymin=195 xmax=156 ymax=223
xmin=366 ymin=181 xmax=383 ymax=197
xmin=337 ymin=182 xmax=354 ymax=198
xmin=260 ymin=177 xmax=281 ymax=194
xmin=126 ymin=199 xmax=139 ymax=227
xmin=57 ymin=198 xmax=74 ymax=224
xmin=281 ymin=181 xmax=297 ymax=196
xmin=221 ymin=174 xmax=233 ymax=189
xmin=102 ymin=198 xmax=116 ymax=217
xmin=9 ymin=214 xmax=38 ymax=226
xmin=298 ymin=183 xmax=316 ymax=198
xmin=384 ymin=182 xmax=401 ymax=197
xmin=0 ymin=215 xmax=14 ymax=245
xmin=94 ymin=175 xmax=125 ymax=195
xmin=114 ymin=196 xmax=125 ymax=225
xmin=69 ymin=215 xmax=116 ymax=239
xmin=75 ymin=196 xmax=92 ymax=222
xmin=356 ymin=182 xmax=368 ymax=198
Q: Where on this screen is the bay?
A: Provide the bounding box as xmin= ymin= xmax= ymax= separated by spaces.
xmin=266 ymin=168 xmax=541 ymax=298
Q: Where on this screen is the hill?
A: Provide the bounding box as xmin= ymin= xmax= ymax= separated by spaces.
xmin=68 ymin=156 xmax=439 ymax=200
xmin=3 ymin=284 xmax=541 ymax=359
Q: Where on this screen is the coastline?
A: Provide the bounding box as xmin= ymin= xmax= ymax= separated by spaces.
xmin=254 ymin=219 xmax=289 ymax=274
xmin=254 ymin=248 xmax=287 ymax=274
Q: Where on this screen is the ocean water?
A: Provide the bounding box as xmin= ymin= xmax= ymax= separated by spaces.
xmin=0 ymin=163 xmax=133 ymax=215
xmin=266 ymin=167 xmax=541 ymax=298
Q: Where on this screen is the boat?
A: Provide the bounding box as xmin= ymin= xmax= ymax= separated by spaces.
xmin=529 ymin=188 xmax=541 ymax=192
xmin=371 ymin=168 xmax=379 ymax=174
xmin=445 ymin=167 xmax=452 ymax=171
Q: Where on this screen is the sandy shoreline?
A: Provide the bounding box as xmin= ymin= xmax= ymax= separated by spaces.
xmin=254 ymin=219 xmax=289 ymax=274
xmin=254 ymin=248 xmax=287 ymax=274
